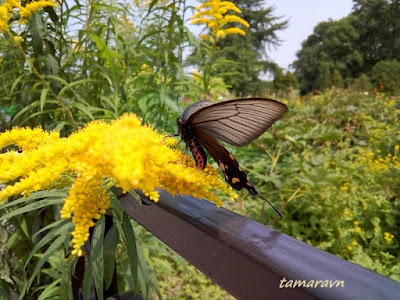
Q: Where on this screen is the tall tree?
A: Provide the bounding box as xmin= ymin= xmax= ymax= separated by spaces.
xmin=293 ymin=17 xmax=362 ymax=94
xmin=352 ymin=0 xmax=400 ymax=71
xmin=216 ymin=0 xmax=288 ymax=96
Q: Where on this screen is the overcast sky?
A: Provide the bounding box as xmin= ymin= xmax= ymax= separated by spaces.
xmin=266 ymin=0 xmax=354 ymax=70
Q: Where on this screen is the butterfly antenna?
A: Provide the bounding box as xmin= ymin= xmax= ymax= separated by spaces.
xmin=258 ymin=193 xmax=283 ymax=219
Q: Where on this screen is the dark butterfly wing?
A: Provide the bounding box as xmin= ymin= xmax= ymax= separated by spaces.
xmin=182 ymin=100 xmax=214 ymax=121
xmin=194 ymin=128 xmax=253 ymax=192
xmin=194 ymin=128 xmax=282 ymax=218
xmin=186 ymin=98 xmax=288 ymax=147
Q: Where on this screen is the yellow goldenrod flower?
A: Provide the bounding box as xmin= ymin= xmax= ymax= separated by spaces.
xmin=0 ymin=0 xmax=56 ymax=33
xmin=0 ymin=114 xmax=236 ymax=256
xmin=0 ymin=3 xmax=12 ymax=32
xmin=347 ymin=245 xmax=353 ymax=251
xmin=353 ymin=221 xmax=362 ymax=235
xmin=19 ymin=0 xmax=57 ymax=21
xmin=13 ymin=35 xmax=23 ymax=43
xmin=343 ymin=209 xmax=353 ymax=217
xmin=340 ymin=182 xmax=349 ymax=191
xmin=191 ymin=0 xmax=250 ymax=41
xmin=384 ymin=232 xmax=394 ymax=243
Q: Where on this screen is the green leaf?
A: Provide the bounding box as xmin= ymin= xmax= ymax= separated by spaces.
xmin=40 ymin=87 xmax=49 ymax=111
xmin=103 ymin=225 xmax=118 ymax=289
xmin=116 ymin=214 xmax=140 ymax=292
xmin=137 ymin=94 xmax=153 ymax=113
xmin=91 ymin=216 xmax=105 ymax=300
xmin=53 ymin=121 xmax=68 ymax=132
xmin=110 ymin=193 xmax=124 ymax=223
xmin=0 ymin=199 xmax=64 ymax=221
xmin=37 ymin=278 xmax=62 ymax=300
xmin=12 ymin=100 xmax=41 ymax=122
xmin=27 ymin=235 xmax=66 ymax=292
xmin=25 ymin=219 xmax=73 ymax=268
xmin=134 ymin=232 xmax=161 ymax=299
xmin=45 ymin=75 xmax=69 ymax=87
xmin=82 ymin=258 xmax=93 ymax=300
xmin=71 ymin=102 xmax=94 ymax=120
xmin=10 ymin=74 xmax=25 ymax=94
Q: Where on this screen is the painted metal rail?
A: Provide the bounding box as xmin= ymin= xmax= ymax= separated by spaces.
xmin=118 ymin=189 xmax=400 ymax=300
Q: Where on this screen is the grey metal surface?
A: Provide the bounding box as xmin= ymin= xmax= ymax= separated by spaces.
xmin=119 ymin=190 xmax=400 ymax=300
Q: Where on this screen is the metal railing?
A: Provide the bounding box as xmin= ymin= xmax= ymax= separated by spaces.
xmin=118 ymin=189 xmax=400 ymax=300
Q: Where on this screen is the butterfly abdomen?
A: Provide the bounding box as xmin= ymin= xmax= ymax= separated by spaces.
xmin=188 ymin=138 xmax=207 ymax=169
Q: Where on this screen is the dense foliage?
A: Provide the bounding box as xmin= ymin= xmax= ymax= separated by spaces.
xmin=294 ymin=0 xmax=400 ymax=94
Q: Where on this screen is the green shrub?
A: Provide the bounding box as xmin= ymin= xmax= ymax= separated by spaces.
xmin=371 ymin=60 xmax=400 ymax=95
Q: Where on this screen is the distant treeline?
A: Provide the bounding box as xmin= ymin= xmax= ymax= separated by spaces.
xmin=293 ymin=0 xmax=400 ymax=95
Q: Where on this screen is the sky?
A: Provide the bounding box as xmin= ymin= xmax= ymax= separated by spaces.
xmin=266 ymin=0 xmax=354 ymax=70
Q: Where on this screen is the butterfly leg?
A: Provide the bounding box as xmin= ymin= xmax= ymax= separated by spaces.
xmin=162 ymin=133 xmax=179 ymax=142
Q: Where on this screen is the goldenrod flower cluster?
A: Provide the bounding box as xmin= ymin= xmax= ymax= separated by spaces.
xmin=384 ymin=232 xmax=394 ymax=243
xmin=340 ymin=182 xmax=349 ymax=191
xmin=0 ymin=114 xmax=236 ymax=256
xmin=353 ymin=221 xmax=362 ymax=235
xmin=347 ymin=240 xmax=358 ymax=251
xmin=343 ymin=209 xmax=353 ymax=217
xmin=191 ymin=0 xmax=250 ymax=41
xmin=0 ymin=0 xmax=56 ymax=33
xmin=357 ymin=146 xmax=400 ymax=172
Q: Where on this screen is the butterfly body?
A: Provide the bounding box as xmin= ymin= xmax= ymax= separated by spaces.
xmin=188 ymin=137 xmax=207 ymax=169
xmin=177 ymin=98 xmax=288 ymax=217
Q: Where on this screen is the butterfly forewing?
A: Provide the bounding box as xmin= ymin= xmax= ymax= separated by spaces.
xmin=181 ymin=100 xmax=214 ymax=121
xmin=187 ymin=98 xmax=288 ymax=147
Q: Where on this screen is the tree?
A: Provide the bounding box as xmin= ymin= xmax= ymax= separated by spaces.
xmin=332 ymin=69 xmax=344 ymax=88
xmin=371 ymin=60 xmax=400 ymax=94
xmin=293 ymin=17 xmax=362 ymax=94
xmin=351 ymin=73 xmax=372 ymax=92
xmin=216 ymin=0 xmax=288 ymax=96
xmin=352 ymin=0 xmax=400 ymax=72
xmin=273 ymin=68 xmax=298 ymax=96
xmin=293 ymin=0 xmax=400 ymax=94
xmin=314 ymin=62 xmax=332 ymax=90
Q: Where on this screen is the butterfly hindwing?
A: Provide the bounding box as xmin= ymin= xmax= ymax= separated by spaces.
xmin=194 ymin=128 xmax=258 ymax=195
xmin=194 ymin=128 xmax=283 ymax=218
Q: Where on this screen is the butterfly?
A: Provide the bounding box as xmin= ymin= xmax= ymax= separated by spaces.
xmin=176 ymin=98 xmax=288 ymax=217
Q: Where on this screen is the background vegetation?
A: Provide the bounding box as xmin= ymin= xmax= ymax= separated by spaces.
xmin=0 ymin=0 xmax=399 ymax=299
